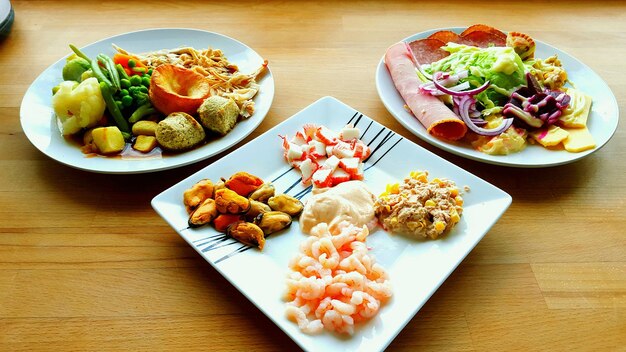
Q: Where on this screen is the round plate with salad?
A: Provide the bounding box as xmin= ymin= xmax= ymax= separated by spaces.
xmin=20 ymin=28 xmax=274 ymax=174
xmin=375 ymin=25 xmax=618 ymax=167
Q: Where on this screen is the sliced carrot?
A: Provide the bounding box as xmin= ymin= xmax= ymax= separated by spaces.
xmin=113 ymin=53 xmax=147 ymax=76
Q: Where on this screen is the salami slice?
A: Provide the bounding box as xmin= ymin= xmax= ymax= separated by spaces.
xmin=460 ymin=30 xmax=507 ymax=48
xmin=460 ymin=24 xmax=507 ymax=42
xmin=384 ymin=42 xmax=467 ymax=141
xmin=427 ymin=30 xmax=461 ymax=44
xmin=408 ymin=38 xmax=449 ymax=65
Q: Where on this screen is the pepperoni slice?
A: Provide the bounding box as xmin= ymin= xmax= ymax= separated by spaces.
xmin=408 ymin=38 xmax=449 ymax=64
xmin=460 ymin=30 xmax=507 ymax=48
xmin=460 ymin=24 xmax=506 ymax=42
xmin=427 ymin=30 xmax=461 ymax=44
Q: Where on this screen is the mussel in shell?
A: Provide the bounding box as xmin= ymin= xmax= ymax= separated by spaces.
xmin=213 ymin=213 xmax=242 ymax=233
xmin=227 ymin=221 xmax=266 ymax=250
xmin=213 ymin=180 xmax=226 ymax=193
xmin=254 ymin=211 xmax=292 ymax=235
xmin=188 ymin=198 xmax=218 ymax=228
xmin=248 ymin=183 xmax=275 ymax=203
xmin=245 ymin=199 xmax=272 ymax=222
xmin=267 ymin=194 xmax=304 ymax=216
xmin=183 ymin=179 xmax=214 ymax=213
xmin=214 ymin=188 xmax=251 ymax=214
xmin=224 ymin=171 xmax=264 ymax=197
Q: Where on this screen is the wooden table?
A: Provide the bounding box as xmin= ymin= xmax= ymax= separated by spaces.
xmin=1 ymin=1 xmax=624 ymax=351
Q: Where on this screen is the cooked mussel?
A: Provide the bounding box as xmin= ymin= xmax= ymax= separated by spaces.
xmin=213 ymin=213 xmax=242 ymax=233
xmin=224 ymin=171 xmax=264 ymax=197
xmin=214 ymin=188 xmax=251 ymax=214
xmin=183 ymin=179 xmax=214 ymax=213
xmin=248 ymin=183 xmax=275 ymax=203
xmin=213 ymin=180 xmax=226 ymax=193
xmin=267 ymin=194 xmax=304 ymax=217
xmin=227 ymin=221 xmax=266 ymax=250
xmin=188 ymin=198 xmax=218 ymax=228
xmin=254 ymin=211 xmax=292 ymax=235
xmin=245 ymin=199 xmax=272 ymax=221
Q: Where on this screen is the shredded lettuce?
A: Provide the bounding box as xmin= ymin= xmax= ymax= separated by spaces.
xmin=424 ymin=43 xmax=526 ymax=109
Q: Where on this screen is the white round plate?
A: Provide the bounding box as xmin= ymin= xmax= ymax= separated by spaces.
xmin=375 ymin=27 xmax=619 ymax=168
xmin=20 ymin=28 xmax=274 ymax=174
xmin=0 ymin=1 xmax=11 ymax=24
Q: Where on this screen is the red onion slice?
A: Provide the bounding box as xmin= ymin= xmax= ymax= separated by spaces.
xmin=462 ymin=111 xmax=513 ymax=136
xmin=455 ymin=95 xmax=512 ymax=136
xmin=433 ymin=76 xmax=491 ymax=97
xmin=471 ymin=118 xmax=488 ymax=126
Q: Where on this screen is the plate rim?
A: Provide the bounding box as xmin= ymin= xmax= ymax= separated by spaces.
xmin=151 ymin=95 xmax=513 ymax=351
xmin=375 ymin=26 xmax=620 ymax=168
xmin=19 ymin=27 xmax=275 ymax=174
xmin=0 ymin=0 xmax=11 ymax=24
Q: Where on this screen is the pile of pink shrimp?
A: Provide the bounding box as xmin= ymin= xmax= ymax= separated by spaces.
xmin=284 ymin=221 xmax=392 ymax=335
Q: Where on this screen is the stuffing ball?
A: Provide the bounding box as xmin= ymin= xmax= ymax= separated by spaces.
xmin=197 ymin=95 xmax=240 ymax=136
xmin=155 ymin=112 xmax=206 ymax=151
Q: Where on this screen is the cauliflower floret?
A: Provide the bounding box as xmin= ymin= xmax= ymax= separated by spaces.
xmin=52 ymin=77 xmax=106 ymax=135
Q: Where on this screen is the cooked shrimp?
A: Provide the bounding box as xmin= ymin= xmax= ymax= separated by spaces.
xmin=339 ymin=252 xmax=368 ymax=275
xmin=366 ymin=281 xmax=393 ymax=302
xmin=351 ymin=291 xmax=380 ymax=320
xmin=284 ymin=221 xmax=392 ymax=335
xmin=296 ymin=276 xmax=326 ymax=300
xmin=321 ymin=309 xmax=354 ymax=335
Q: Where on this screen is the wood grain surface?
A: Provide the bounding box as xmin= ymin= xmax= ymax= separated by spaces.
xmin=1 ymin=1 xmax=625 ymax=351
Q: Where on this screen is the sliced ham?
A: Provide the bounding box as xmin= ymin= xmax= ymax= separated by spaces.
xmin=384 ymin=41 xmax=467 ymax=141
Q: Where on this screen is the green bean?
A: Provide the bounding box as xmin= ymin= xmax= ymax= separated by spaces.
xmin=98 ymin=54 xmax=120 ymax=91
xmin=128 ymin=103 xmax=156 ymax=124
xmin=90 ymin=58 xmax=112 ymax=87
xmin=99 ymin=81 xmax=130 ymax=135
xmin=69 ymin=44 xmax=91 ymax=62
xmin=116 ymin=63 xmax=130 ymax=81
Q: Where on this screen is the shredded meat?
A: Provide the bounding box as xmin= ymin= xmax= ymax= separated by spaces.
xmin=374 ymin=171 xmax=464 ymax=239
xmin=113 ymin=44 xmax=268 ymax=118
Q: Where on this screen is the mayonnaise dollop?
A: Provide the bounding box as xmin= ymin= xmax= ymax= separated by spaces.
xmin=300 ymin=180 xmax=376 ymax=234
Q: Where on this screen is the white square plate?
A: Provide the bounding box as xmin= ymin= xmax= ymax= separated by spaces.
xmin=151 ymin=96 xmax=512 ymax=351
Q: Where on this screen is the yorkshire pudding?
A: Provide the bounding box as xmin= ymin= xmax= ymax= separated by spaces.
xmin=149 ymin=64 xmax=211 ymax=115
